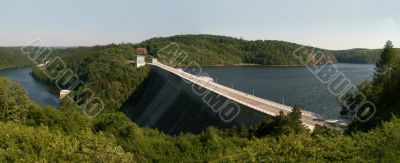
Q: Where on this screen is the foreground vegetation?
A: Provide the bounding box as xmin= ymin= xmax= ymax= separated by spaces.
xmin=0 ymin=40 xmax=398 ymax=161
xmin=0 ymin=76 xmax=400 ymax=162
xmin=342 ymin=41 xmax=400 ymax=132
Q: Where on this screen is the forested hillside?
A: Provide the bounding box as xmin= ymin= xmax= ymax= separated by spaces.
xmin=0 ymin=48 xmax=32 ymax=70
xmin=31 ymin=44 xmax=150 ymax=112
xmin=0 ymin=47 xmax=83 ymax=70
xmin=137 ymin=35 xmax=382 ymax=65
xmin=1 ymin=35 xmax=381 ymax=70
xmin=138 ymin=34 xmax=337 ymax=66
xmin=332 ymin=48 xmax=381 ymax=64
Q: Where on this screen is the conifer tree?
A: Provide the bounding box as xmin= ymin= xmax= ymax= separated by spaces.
xmin=374 ymin=40 xmax=397 ymax=85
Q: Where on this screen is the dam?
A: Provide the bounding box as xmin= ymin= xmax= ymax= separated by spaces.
xmin=124 ymin=62 xmax=336 ymax=134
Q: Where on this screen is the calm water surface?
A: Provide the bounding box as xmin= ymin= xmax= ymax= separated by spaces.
xmin=0 ymin=67 xmax=59 ymax=107
xmin=187 ymin=63 xmax=374 ymax=120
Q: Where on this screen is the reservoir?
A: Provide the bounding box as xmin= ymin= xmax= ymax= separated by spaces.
xmin=0 ymin=67 xmax=59 ymax=107
xmin=187 ymin=63 xmax=374 ymax=121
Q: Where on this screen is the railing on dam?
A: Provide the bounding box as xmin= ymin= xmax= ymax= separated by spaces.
xmin=149 ymin=62 xmax=339 ymax=130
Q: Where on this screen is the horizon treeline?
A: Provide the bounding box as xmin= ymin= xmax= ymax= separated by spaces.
xmin=0 ymin=35 xmax=382 ymax=70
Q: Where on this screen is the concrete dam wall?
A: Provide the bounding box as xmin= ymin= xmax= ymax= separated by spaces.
xmin=124 ymin=65 xmax=268 ymax=134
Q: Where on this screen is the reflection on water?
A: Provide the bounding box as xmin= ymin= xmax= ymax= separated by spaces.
xmin=187 ymin=63 xmax=374 ymax=120
xmin=0 ymin=67 xmax=59 ymax=107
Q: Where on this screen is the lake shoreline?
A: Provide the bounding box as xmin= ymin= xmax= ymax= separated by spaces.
xmin=0 ymin=65 xmax=33 ymax=71
xmin=0 ymin=66 xmax=60 ymax=107
xmin=181 ymin=62 xmax=372 ymax=68
xmin=185 ymin=63 xmax=374 ymax=120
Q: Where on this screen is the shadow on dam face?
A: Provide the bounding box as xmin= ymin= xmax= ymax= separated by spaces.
xmin=122 ymin=65 xmax=269 ymax=135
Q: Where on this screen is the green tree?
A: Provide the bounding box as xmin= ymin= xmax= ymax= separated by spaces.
xmin=374 ymin=40 xmax=397 ymax=85
xmin=0 ymin=77 xmax=35 ymax=123
xmin=344 ymin=41 xmax=400 ymax=132
xmin=253 ymin=106 xmax=306 ymax=137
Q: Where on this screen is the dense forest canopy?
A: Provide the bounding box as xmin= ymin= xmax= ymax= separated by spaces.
xmin=0 ymin=46 xmax=87 ymax=70
xmin=0 ymin=48 xmax=32 ymax=70
xmin=332 ymin=48 xmax=382 ymax=64
xmin=138 ymin=34 xmax=337 ymax=66
xmin=137 ymin=34 xmax=382 ymax=65
xmin=31 ymin=44 xmax=150 ymax=112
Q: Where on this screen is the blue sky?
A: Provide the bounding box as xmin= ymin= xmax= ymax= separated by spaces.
xmin=1 ymin=0 xmax=399 ymax=49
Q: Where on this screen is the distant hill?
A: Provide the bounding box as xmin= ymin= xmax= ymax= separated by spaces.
xmin=0 ymin=47 xmax=95 ymax=70
xmin=0 ymin=48 xmax=32 ymax=70
xmin=0 ymin=35 xmax=383 ymax=68
xmin=332 ymin=49 xmax=381 ymax=64
xmin=137 ymin=34 xmax=336 ymax=66
xmin=136 ymin=34 xmax=384 ymax=65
